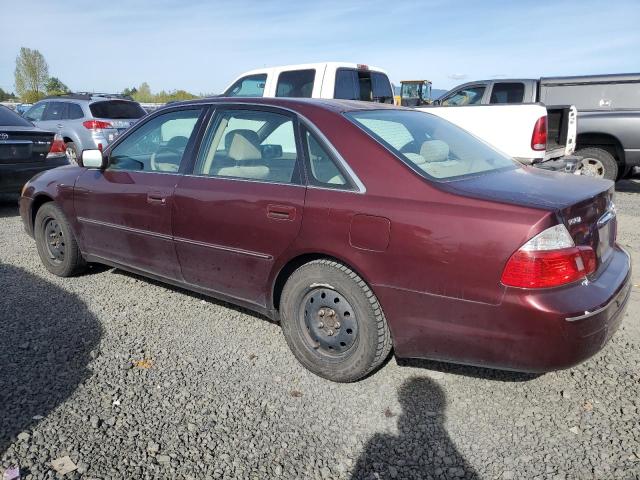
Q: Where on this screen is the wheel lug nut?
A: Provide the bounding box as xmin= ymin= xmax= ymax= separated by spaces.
xmin=327 ymin=330 xmax=334 ymax=336
xmin=318 ymin=322 xmax=324 ymax=328
xmin=318 ymin=309 xmax=325 ymax=317
xmin=334 ymin=322 xmax=340 ymax=329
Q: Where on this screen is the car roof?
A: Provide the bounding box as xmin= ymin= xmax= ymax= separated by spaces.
xmin=173 ymin=97 xmax=406 ymax=114
xmin=235 ymin=62 xmax=389 ymax=76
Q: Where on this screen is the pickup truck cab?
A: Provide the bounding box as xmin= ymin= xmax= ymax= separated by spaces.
xmin=440 ymin=75 xmax=640 ymax=180
xmin=223 ymin=62 xmax=395 ymax=103
xmin=431 ymin=80 xmax=577 ymax=168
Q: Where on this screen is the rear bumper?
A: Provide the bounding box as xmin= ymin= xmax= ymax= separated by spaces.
xmin=377 ymin=245 xmax=631 ymax=372
xmin=0 ymin=158 xmax=68 ymax=194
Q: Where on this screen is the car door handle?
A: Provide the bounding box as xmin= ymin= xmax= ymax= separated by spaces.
xmin=147 ymin=192 xmax=167 ymax=205
xmin=56 ymin=124 xmax=63 ymax=129
xmin=267 ymin=204 xmax=296 ymax=220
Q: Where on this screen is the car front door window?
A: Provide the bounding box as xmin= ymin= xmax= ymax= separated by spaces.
xmin=24 ymin=103 xmax=46 ymax=122
xmin=442 ymin=86 xmax=486 ymax=106
xmin=109 ymin=109 xmax=203 ymax=173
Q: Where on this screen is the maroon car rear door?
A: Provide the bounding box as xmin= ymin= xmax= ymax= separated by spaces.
xmin=172 ymin=106 xmax=306 ymax=308
xmin=74 ymin=107 xmax=205 ymax=280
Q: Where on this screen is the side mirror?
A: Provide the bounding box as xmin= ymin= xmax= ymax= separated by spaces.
xmin=81 ymin=149 xmax=106 ymax=169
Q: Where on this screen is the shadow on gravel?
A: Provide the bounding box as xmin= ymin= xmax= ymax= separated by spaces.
xmin=351 ymin=377 xmax=478 ymax=480
xmin=0 ymin=263 xmax=102 ymax=455
xmin=616 ymin=179 xmax=640 ymax=194
xmin=0 ymin=195 xmax=19 ymax=219
xmin=397 ymin=358 xmax=540 ymax=383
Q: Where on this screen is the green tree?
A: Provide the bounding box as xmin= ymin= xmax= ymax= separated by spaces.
xmin=132 ymin=82 xmax=153 ymax=103
xmin=122 ymin=86 xmax=138 ymax=98
xmin=0 ymin=88 xmax=17 ymax=101
xmin=14 ymin=47 xmax=49 ymax=102
xmin=45 ymin=77 xmax=70 ymax=96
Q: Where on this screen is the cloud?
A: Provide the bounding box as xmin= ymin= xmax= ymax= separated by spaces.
xmin=447 ymin=74 xmax=468 ymax=80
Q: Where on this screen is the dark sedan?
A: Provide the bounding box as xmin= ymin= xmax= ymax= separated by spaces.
xmin=19 ymin=98 xmax=630 ymax=382
xmin=0 ymin=105 xmax=68 ymax=194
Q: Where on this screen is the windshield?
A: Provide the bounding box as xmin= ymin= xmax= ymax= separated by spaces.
xmin=0 ymin=105 xmax=32 ymax=127
xmin=346 ymin=110 xmax=517 ymax=180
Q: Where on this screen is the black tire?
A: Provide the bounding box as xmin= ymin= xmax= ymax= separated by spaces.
xmin=280 ymin=259 xmax=392 ymax=382
xmin=574 ymin=147 xmax=618 ymax=181
xmin=34 ymin=202 xmax=86 ymax=277
xmin=65 ymin=141 xmax=78 ymax=165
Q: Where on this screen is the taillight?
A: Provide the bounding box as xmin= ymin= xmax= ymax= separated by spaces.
xmin=83 ymin=120 xmax=113 ymax=130
xmin=531 ymin=116 xmax=547 ymax=151
xmin=46 ymin=134 xmax=66 ymax=159
xmin=501 ymin=224 xmax=596 ymax=288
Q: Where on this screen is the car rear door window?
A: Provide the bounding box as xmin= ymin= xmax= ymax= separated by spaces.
xmin=196 ymin=109 xmax=300 ymax=184
xmin=108 ymin=108 xmax=203 ymax=173
xmin=90 ymin=100 xmax=146 ymax=119
xmin=334 ymin=69 xmax=393 ymax=103
xmin=303 ymin=128 xmax=348 ymax=188
xmin=442 ymin=86 xmax=486 ymax=106
xmin=67 ymin=103 xmax=85 ymax=119
xmin=224 ymin=74 xmax=268 ymax=97
xmin=276 ymin=70 xmax=316 ymax=98
xmin=490 ymin=83 xmax=525 ymax=104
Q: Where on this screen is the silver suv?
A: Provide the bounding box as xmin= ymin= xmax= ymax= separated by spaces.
xmin=23 ymin=94 xmax=147 ymax=163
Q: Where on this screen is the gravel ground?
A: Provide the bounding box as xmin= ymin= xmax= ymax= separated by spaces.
xmin=1 ymin=180 xmax=639 ymax=480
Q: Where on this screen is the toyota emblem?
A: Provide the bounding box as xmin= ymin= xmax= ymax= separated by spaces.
xmin=0 ymin=133 xmax=8 ymax=140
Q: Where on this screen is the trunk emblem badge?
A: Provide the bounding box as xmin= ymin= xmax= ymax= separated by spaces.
xmin=568 ymin=216 xmax=582 ymax=226
xmin=0 ymin=133 xmax=8 ymax=140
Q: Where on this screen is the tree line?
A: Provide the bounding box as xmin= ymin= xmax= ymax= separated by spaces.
xmin=10 ymin=47 xmax=200 ymax=104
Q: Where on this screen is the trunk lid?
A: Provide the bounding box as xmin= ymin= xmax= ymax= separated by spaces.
xmin=443 ymin=167 xmax=615 ymax=266
xmin=0 ymin=126 xmax=55 ymax=164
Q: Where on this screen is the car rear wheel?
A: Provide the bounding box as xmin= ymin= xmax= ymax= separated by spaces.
xmin=34 ymin=203 xmax=86 ymax=277
xmin=65 ymin=141 xmax=78 ymax=165
xmin=279 ymin=259 xmax=392 ymax=382
xmin=574 ymin=147 xmax=618 ymax=181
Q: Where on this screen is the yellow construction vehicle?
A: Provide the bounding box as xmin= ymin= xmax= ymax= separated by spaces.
xmin=399 ymin=80 xmax=432 ymax=106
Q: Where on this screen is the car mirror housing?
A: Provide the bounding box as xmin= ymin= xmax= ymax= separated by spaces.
xmin=81 ymin=149 xmax=106 ymax=169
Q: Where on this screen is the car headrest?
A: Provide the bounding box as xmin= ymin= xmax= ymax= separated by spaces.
xmin=166 ymin=135 xmax=189 ymax=150
xmin=225 ymin=129 xmax=260 ymax=152
xmin=228 ymin=131 xmax=262 ymax=162
xmin=420 ymin=140 xmax=450 ymax=163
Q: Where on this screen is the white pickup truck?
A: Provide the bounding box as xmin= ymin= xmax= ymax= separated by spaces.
xmin=222 ymin=63 xmax=577 ymax=170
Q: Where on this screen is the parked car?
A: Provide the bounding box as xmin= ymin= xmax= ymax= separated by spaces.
xmin=23 ymin=94 xmax=147 ymax=164
xmin=223 ymin=62 xmax=395 ymax=103
xmin=438 ymin=74 xmax=640 ymax=180
xmin=0 ymin=105 xmax=68 ymax=194
xmin=20 ymin=98 xmax=630 ymax=382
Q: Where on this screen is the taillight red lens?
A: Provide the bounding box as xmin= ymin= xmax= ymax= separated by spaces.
xmin=46 ymin=134 xmax=66 ymax=159
xmin=501 ymin=246 xmax=596 ymax=288
xmin=83 ymin=120 xmax=113 ymax=130
xmin=531 ymin=116 xmax=547 ymax=151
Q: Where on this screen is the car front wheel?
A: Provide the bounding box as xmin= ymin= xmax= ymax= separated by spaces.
xmin=34 ymin=202 xmax=86 ymax=277
xmin=574 ymin=147 xmax=618 ymax=181
xmin=280 ymin=259 xmax=392 ymax=382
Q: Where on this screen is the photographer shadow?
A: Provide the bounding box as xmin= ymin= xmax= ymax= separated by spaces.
xmin=351 ymin=376 xmax=478 ymax=480
xmin=0 ymin=263 xmax=102 ymax=455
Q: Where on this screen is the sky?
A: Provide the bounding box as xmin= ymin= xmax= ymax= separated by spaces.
xmin=1 ymin=0 xmax=639 ymax=95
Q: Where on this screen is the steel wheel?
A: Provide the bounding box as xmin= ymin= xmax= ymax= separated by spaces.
xmin=574 ymin=157 xmax=605 ymax=178
xmin=43 ymin=217 xmax=65 ymax=264
xmin=299 ymin=287 xmax=359 ymax=356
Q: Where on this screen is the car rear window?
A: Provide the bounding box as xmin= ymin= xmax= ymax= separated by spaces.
xmin=276 ymin=69 xmax=316 ymax=98
xmin=0 ymin=105 xmax=32 ymax=127
xmin=346 ymin=109 xmax=516 ymax=180
xmin=89 ymin=100 xmax=146 ymax=119
xmin=334 ymin=69 xmax=393 ymax=103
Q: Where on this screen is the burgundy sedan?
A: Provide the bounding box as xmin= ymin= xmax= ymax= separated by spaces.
xmin=20 ymin=98 xmax=630 ymax=382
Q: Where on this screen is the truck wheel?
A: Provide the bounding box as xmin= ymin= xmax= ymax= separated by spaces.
xmin=279 ymin=259 xmax=392 ymax=382
xmin=34 ymin=203 xmax=87 ymax=277
xmin=574 ymin=147 xmax=618 ymax=181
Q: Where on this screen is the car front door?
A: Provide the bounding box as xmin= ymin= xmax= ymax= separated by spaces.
xmin=173 ymin=106 xmax=306 ymax=308
xmin=74 ymin=107 xmax=205 ymax=280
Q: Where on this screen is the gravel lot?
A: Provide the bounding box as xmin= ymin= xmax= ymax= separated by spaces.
xmin=1 ymin=180 xmax=639 ymax=480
